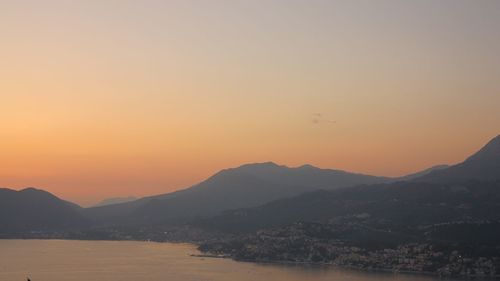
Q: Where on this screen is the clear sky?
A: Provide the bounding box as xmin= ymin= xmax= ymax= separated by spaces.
xmin=1 ymin=0 xmax=500 ymax=206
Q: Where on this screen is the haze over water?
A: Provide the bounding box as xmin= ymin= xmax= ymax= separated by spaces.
xmin=0 ymin=240 xmax=447 ymax=281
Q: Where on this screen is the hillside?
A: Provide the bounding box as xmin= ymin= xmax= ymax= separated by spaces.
xmin=0 ymin=188 xmax=88 ymax=234
xmin=197 ymin=180 xmax=500 ymax=233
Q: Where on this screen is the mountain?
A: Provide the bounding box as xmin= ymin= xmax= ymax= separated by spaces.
xmin=83 ymin=162 xmax=391 ymax=225
xmin=416 ymin=135 xmax=500 ymax=182
xmin=93 ymin=196 xmax=138 ymax=207
xmin=0 ymin=188 xmax=88 ymax=234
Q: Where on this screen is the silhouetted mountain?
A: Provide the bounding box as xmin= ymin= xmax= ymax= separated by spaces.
xmin=84 ymin=162 xmax=391 ymax=224
xmin=93 ymin=196 xmax=138 ymax=207
xmin=0 ymin=188 xmax=88 ymax=234
xmin=416 ymin=135 xmax=500 ymax=182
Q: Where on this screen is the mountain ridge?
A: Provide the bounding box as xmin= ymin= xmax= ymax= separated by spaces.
xmin=416 ymin=135 xmax=500 ymax=182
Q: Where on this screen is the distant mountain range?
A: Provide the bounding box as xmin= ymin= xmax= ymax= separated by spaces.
xmin=0 ymin=160 xmax=444 ymax=232
xmin=81 ymin=160 xmax=448 ymax=225
xmin=1 ymin=135 xmax=498 ymax=235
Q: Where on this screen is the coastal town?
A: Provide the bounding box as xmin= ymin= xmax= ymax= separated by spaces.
xmin=199 ymin=222 xmax=500 ymax=278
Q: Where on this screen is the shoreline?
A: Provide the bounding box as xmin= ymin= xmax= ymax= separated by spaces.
xmin=188 ymin=252 xmax=450 ymax=278
xmin=193 ymin=252 xmax=500 ymax=279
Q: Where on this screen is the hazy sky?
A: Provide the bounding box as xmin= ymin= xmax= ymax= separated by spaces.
xmin=1 ymin=0 xmax=500 ymax=206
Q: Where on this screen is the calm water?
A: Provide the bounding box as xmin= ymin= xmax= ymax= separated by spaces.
xmin=0 ymin=239 xmax=447 ymax=281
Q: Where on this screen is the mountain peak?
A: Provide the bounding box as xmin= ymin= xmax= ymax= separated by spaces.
xmin=297 ymin=164 xmax=319 ymax=170
xmin=20 ymin=187 xmax=46 ymax=193
xmin=243 ymin=161 xmax=280 ymax=167
xmin=466 ymin=134 xmax=500 ymax=162
xmin=237 ymin=162 xmax=282 ymax=170
xmin=489 ymin=134 xmax=500 ymax=146
xmin=482 ymin=134 xmax=500 ymax=147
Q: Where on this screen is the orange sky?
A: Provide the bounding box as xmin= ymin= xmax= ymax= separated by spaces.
xmin=1 ymin=1 xmax=500 ymax=206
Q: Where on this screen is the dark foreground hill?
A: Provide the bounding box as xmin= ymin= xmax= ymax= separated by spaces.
xmin=0 ymin=188 xmax=88 ymax=235
xmin=197 ymin=180 xmax=500 ymax=233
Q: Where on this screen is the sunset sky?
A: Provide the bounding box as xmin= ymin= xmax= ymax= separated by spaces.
xmin=1 ymin=0 xmax=500 ymax=206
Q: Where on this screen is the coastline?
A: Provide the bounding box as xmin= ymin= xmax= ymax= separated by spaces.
xmin=192 ymin=251 xmax=500 ymax=279
xmin=186 ymin=251 xmax=457 ymax=278
xmin=196 ymin=252 xmax=438 ymax=276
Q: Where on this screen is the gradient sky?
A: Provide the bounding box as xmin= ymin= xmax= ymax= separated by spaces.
xmin=1 ymin=0 xmax=500 ymax=206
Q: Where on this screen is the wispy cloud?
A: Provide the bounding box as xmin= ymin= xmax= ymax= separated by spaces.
xmin=312 ymin=113 xmax=336 ymax=125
